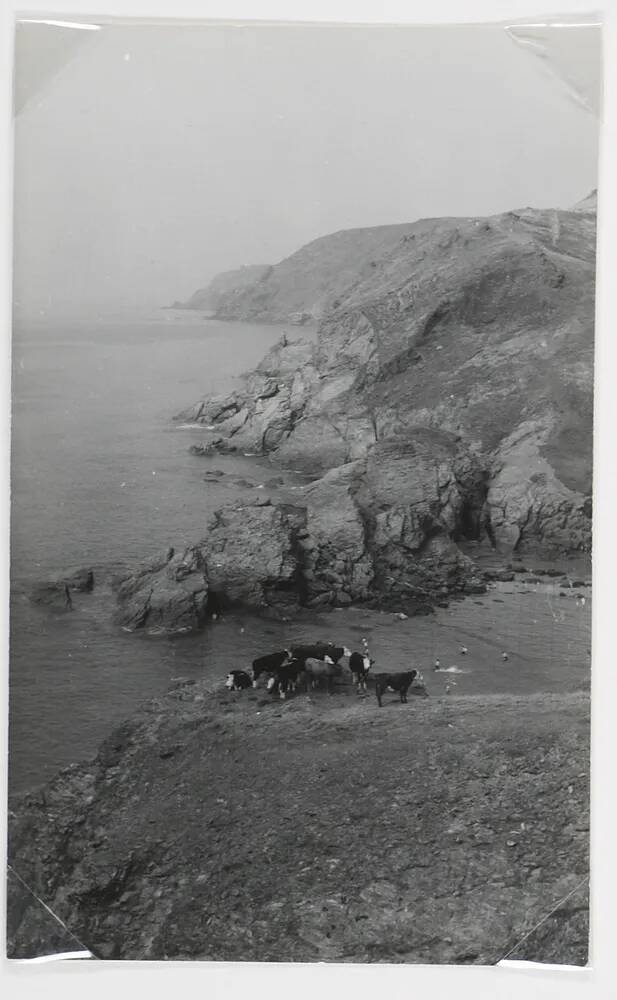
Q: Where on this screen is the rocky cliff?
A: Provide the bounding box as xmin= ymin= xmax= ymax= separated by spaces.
xmin=179 ymin=224 xmax=422 ymax=323
xmin=176 ymin=264 xmax=272 ymax=312
xmin=178 ymin=195 xmax=595 ymax=581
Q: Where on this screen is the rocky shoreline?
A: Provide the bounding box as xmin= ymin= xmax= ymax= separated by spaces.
xmin=124 ymin=196 xmax=594 ymax=634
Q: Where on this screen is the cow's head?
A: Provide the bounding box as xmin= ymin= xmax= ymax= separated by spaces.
xmin=343 ymin=646 xmax=352 ymax=658
xmin=266 ymin=675 xmax=277 ymax=692
xmin=225 ymin=673 xmax=235 ymax=690
xmin=324 ymin=655 xmax=334 ymax=665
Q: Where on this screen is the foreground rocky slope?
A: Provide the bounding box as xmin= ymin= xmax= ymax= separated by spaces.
xmin=7 ymin=681 xmax=589 ymax=963
xmin=160 ymin=197 xmax=596 ymax=626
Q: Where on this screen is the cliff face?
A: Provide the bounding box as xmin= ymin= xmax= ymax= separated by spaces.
xmin=181 ymin=224 xmax=423 ymax=323
xmin=179 ymin=195 xmax=595 ymax=579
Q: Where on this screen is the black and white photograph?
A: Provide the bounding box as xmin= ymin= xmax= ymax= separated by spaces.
xmin=6 ymin=11 xmax=599 ymax=967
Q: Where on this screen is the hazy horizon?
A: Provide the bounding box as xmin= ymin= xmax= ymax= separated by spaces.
xmin=13 ymin=19 xmax=600 ymax=323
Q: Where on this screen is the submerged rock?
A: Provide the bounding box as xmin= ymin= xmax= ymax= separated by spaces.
xmin=62 ymin=567 xmax=95 ymax=592
xmin=189 ymin=438 xmax=237 ymax=456
xmin=29 ymin=567 xmax=94 ymax=610
xmin=30 ymin=582 xmax=74 ymax=611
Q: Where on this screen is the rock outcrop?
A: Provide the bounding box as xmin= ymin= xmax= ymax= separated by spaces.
xmin=175 ymin=263 xmax=272 ymax=312
xmin=30 ymin=567 xmax=95 ymax=611
xmin=180 ymin=194 xmax=595 ymax=561
xmin=113 ymin=547 xmax=209 ymax=633
xmin=113 ymin=439 xmax=493 ymax=628
xmin=202 ymin=499 xmax=307 ymax=609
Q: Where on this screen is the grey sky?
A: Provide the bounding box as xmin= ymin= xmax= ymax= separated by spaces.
xmin=13 ymin=20 xmax=600 ymax=322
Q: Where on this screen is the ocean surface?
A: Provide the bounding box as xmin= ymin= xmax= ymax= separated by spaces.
xmin=9 ymin=314 xmax=592 ymax=793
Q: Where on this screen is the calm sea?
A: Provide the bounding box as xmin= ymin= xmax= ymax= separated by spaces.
xmin=8 ymin=315 xmax=591 ymax=793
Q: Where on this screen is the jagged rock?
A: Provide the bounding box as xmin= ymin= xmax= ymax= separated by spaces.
xmin=301 ymin=463 xmax=373 ymax=603
xmin=483 ymin=568 xmax=516 ymax=582
xmin=189 ymin=438 xmax=237 ymax=456
xmin=353 ymin=432 xmax=488 ymax=598
xmin=202 ymin=499 xmax=307 ymax=608
xmin=62 ymin=567 xmax=94 ymax=592
xmin=114 ymin=546 xmax=209 ymax=633
xmin=484 ymin=419 xmax=592 ymax=555
xmin=29 ymin=582 xmax=73 ymax=611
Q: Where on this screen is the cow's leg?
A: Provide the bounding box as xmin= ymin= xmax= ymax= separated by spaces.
xmin=376 ymin=686 xmax=383 ymax=707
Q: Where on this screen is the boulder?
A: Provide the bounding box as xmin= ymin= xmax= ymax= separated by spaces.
xmin=354 ymin=432 xmax=487 ymax=598
xmin=301 ymin=463 xmax=373 ymax=603
xmin=29 ymin=567 xmax=94 ymax=610
xmin=189 ymin=439 xmax=237 ymax=456
xmin=202 ymin=499 xmax=307 ymax=608
xmin=114 ymin=546 xmax=209 ymax=633
xmin=62 ymin=568 xmax=95 ymax=592
xmin=30 ymin=582 xmax=73 ymax=611
xmin=487 ymin=421 xmax=592 ymax=555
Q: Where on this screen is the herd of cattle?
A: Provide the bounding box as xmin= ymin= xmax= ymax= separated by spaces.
xmin=225 ymin=641 xmax=427 ymax=708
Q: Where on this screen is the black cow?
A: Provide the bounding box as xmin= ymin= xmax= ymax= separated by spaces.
xmin=266 ymin=658 xmax=304 ymax=699
xmin=373 ymin=670 xmax=419 ymax=707
xmin=225 ymin=670 xmax=252 ymax=691
xmin=251 ymin=650 xmax=291 ymax=687
xmin=291 ymin=642 xmax=351 ymax=666
xmin=349 ymin=651 xmax=373 ymax=691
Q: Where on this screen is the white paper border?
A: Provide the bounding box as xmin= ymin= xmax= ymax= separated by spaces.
xmin=2 ymin=1 xmax=615 ymax=998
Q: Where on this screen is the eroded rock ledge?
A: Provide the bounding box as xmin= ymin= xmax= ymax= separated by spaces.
xmin=115 ymin=429 xmax=492 ymax=631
